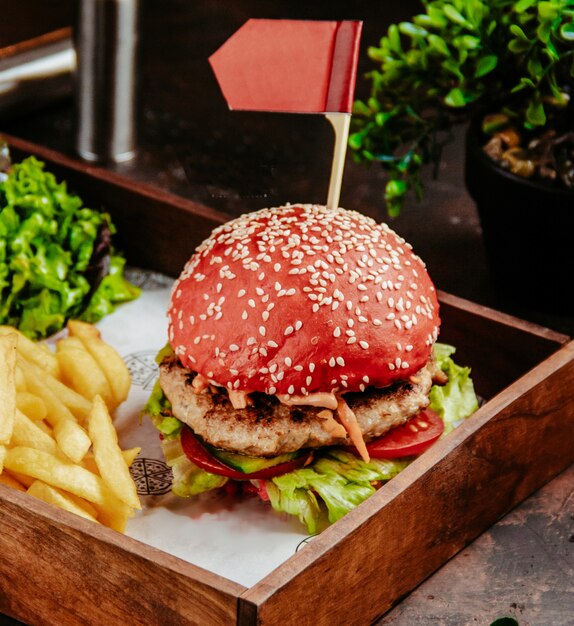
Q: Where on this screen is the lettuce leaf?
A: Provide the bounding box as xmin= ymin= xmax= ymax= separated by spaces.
xmin=161 ymin=437 xmax=227 ymax=497
xmin=430 ymin=342 xmax=479 ymax=433
xmin=0 ymin=154 xmax=139 ymax=339
xmin=267 ymin=451 xmax=408 ymax=532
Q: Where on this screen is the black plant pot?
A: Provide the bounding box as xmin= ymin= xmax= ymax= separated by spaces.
xmin=465 ymin=118 xmax=574 ymax=314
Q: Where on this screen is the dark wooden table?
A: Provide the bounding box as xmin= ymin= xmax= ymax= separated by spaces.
xmin=1 ymin=2 xmax=572 ymax=625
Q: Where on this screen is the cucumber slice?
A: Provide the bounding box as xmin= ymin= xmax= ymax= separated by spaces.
xmin=211 ymin=448 xmax=299 ymax=474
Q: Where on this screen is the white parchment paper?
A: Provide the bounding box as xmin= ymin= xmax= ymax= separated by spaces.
xmin=95 ymin=272 xmax=311 ymax=588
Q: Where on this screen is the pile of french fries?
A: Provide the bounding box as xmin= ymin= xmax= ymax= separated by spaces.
xmin=0 ymin=320 xmax=141 ymax=532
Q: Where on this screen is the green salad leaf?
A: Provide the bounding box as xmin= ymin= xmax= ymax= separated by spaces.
xmin=0 ymin=155 xmax=140 ymax=339
xmin=268 ymin=451 xmax=409 ymax=532
xmin=430 ymin=342 xmax=480 ymax=432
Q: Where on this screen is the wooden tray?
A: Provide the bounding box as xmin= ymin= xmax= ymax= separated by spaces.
xmin=1 ymin=135 xmax=573 ymax=626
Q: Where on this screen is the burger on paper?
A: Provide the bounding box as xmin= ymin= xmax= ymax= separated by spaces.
xmin=146 ymin=204 xmax=478 ymax=532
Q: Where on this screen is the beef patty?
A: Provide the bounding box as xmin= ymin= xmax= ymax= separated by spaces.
xmin=159 ymin=356 xmax=445 ymax=457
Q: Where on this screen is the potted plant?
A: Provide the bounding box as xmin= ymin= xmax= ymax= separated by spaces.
xmin=349 ymin=0 xmax=574 ymax=312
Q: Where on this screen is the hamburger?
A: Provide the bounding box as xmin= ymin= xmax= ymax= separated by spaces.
xmin=146 ymin=204 xmax=477 ymax=532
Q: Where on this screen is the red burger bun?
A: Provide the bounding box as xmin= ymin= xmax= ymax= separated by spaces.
xmin=168 ymin=204 xmax=440 ymax=397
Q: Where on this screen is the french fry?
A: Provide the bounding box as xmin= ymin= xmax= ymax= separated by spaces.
xmin=88 ymin=396 xmax=141 ymax=510
xmin=57 ymin=337 xmax=114 ymax=407
xmin=5 ymin=469 xmax=34 ymax=488
xmin=122 ymin=447 xmax=141 ymax=468
xmin=0 ymin=324 xmax=138 ymax=533
xmin=40 ymin=373 xmax=92 ymax=424
xmin=0 ymin=326 xmax=59 ymax=377
xmin=16 ymin=392 xmax=48 ymax=421
xmin=0 ymin=471 xmax=26 ymax=491
xmin=92 ymin=500 xmax=135 ymax=533
xmin=4 ymin=446 xmax=122 ymax=509
xmin=83 ymin=447 xmax=141 ymax=476
xmin=17 ymin=357 xmax=76 ymax=428
xmin=15 ymin=365 xmax=26 ymax=392
xmin=64 ymin=491 xmax=99 ymax=519
xmin=53 ymin=420 xmax=91 ymax=464
xmin=34 ymin=420 xmax=53 ymax=435
xmin=16 ymin=356 xmax=91 ymax=423
xmin=27 ymin=481 xmax=99 ymax=523
xmin=0 ymin=333 xmax=17 ymax=445
xmin=68 ymin=320 xmax=131 ymax=408
xmin=12 ymin=409 xmax=59 ymax=456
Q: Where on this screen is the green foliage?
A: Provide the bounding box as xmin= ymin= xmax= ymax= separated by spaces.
xmin=0 ymin=154 xmax=140 ymax=338
xmin=350 ymin=0 xmax=574 ymax=214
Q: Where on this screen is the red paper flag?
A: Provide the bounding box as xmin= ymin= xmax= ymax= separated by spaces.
xmin=209 ymin=19 xmax=362 ymax=114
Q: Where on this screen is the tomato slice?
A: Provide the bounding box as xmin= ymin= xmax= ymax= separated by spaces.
xmin=180 ymin=426 xmax=310 ymax=479
xmin=364 ymin=408 xmax=444 ymax=459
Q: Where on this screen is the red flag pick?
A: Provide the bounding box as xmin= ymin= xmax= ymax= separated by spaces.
xmin=209 ymin=19 xmax=362 ymax=113
xmin=209 ymin=19 xmax=363 ymax=208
